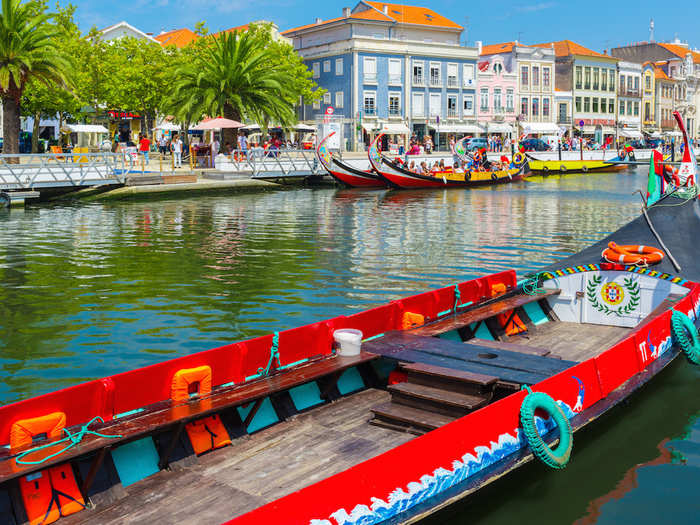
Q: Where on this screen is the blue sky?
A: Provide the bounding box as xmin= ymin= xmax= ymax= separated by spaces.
xmin=73 ymin=0 xmax=700 ymax=53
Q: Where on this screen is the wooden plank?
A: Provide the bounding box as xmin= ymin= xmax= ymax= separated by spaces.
xmin=0 ymin=352 xmax=377 ymax=485
xmin=467 ymin=338 xmax=551 ymax=356
xmin=399 ymin=362 xmax=497 ymax=386
xmin=388 ymin=382 xmax=489 ymax=411
xmin=370 ymin=402 xmax=456 ymax=430
xmin=411 ymin=289 xmax=561 ymax=337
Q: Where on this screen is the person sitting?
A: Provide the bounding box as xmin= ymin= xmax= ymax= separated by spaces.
xmin=408 ymin=161 xmax=416 ymax=172
xmin=418 ymin=161 xmax=427 ymax=174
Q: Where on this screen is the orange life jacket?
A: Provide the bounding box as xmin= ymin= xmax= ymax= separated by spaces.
xmin=491 ymin=284 xmax=527 ymax=336
xmin=185 ymin=414 xmax=232 ymax=455
xmin=171 ymin=365 xmax=212 ymax=403
xmin=402 ymin=311 xmax=425 ymax=329
xmin=19 ymin=463 xmax=86 ymax=525
xmin=10 ymin=413 xmax=66 ymax=451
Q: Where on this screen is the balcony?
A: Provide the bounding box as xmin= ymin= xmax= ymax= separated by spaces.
xmin=447 ymin=109 xmax=458 ymax=119
xmin=389 ymin=107 xmax=401 ymax=117
xmin=447 ymin=77 xmax=458 ymax=88
xmin=661 ymin=119 xmax=675 ymax=129
xmin=389 ymin=75 xmax=401 ymax=85
xmin=364 ymin=107 xmax=376 ymax=116
xmin=619 ymin=88 xmax=641 ymax=97
xmin=557 ymin=116 xmax=572 ymax=124
xmin=412 ymin=75 xmax=424 ymax=86
xmin=363 ymin=74 xmax=377 ymax=84
xmin=429 ymin=76 xmax=441 ymax=87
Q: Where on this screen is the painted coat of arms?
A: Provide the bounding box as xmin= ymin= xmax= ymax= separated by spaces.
xmin=586 ymin=275 xmax=640 ymax=316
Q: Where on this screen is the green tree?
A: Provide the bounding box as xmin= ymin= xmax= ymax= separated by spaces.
xmin=168 ymin=29 xmax=320 ymax=145
xmin=0 ymin=0 xmax=71 ymax=155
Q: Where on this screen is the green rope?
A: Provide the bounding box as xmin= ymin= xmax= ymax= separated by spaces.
xmin=15 ymin=417 xmax=122 ymax=466
xmin=453 ymin=284 xmax=461 ymax=312
xmin=522 ymin=272 xmax=547 ymax=296
xmin=521 ymin=385 xmax=533 ymax=394
xmin=257 ymin=331 xmax=281 ymax=377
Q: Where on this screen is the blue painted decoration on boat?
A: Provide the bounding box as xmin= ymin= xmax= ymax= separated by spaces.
xmin=337 ymin=367 xmax=364 ymax=395
xmin=289 ymin=382 xmax=323 ymax=411
xmin=437 ymin=330 xmax=463 ymax=342
xmin=111 ymin=437 xmax=160 ymax=487
xmin=237 ymin=397 xmax=279 ymax=433
xmin=470 ymin=322 xmax=494 ymax=340
xmin=522 ymin=301 xmax=549 ymax=326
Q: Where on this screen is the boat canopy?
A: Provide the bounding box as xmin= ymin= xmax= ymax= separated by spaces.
xmin=429 ymin=123 xmax=484 ymax=134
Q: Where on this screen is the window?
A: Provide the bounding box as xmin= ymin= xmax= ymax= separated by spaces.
xmin=645 ymin=74 xmax=651 ymax=91
xmin=575 ymin=97 xmax=581 ymax=112
xmin=335 ymin=58 xmax=343 ymax=76
xmin=430 ymin=62 xmax=441 ymax=86
xmin=627 ymin=76 xmax=633 ymax=92
xmin=389 ymin=92 xmax=401 ymax=116
xmin=619 ymin=74 xmax=625 ymax=93
xmin=543 ymin=67 xmax=550 ymax=88
xmin=601 ymin=70 xmax=607 ymax=90
xmin=429 ymin=92 xmax=441 ymax=117
xmin=592 ymin=97 xmax=598 ymax=113
xmin=521 ymin=97 xmax=529 ymax=115
xmin=493 ymin=63 xmax=503 ymax=75
xmin=609 ymin=70 xmax=615 ymax=91
xmin=363 ymin=91 xmax=376 ymax=115
xmin=645 ymin=102 xmax=651 ymax=121
xmin=532 ymin=66 xmax=540 ymax=86
xmin=312 ymin=62 xmax=320 ymax=78
xmin=575 ymin=66 xmax=582 ymax=90
xmin=323 ymin=60 xmax=330 ymax=73
xmin=634 ymin=101 xmax=639 ymax=116
xmin=593 ymin=68 xmax=599 ymax=90
xmin=463 ymin=95 xmax=474 ymax=116
xmin=543 ymin=97 xmax=550 ymax=117
xmin=634 ymin=77 xmax=639 ymax=92
xmin=521 ymin=65 xmax=529 ymax=87
xmin=584 ymin=96 xmax=590 ymax=112
xmin=532 ymin=97 xmax=539 ymax=116
xmin=447 ymin=95 xmax=457 ymax=118
xmin=627 ymin=101 xmax=633 ymax=116
xmin=493 ymin=88 xmax=502 ymax=110
xmin=463 ymin=64 xmax=475 ymax=86
xmin=335 ymin=91 xmax=344 ymax=109
xmin=323 ymin=91 xmax=331 ymax=105
xmin=480 ymin=88 xmax=489 ymax=111
xmin=584 ymin=67 xmax=591 ymax=89
xmin=506 ymin=89 xmax=514 ymax=111
xmin=413 ymin=61 xmax=424 ymax=85
xmin=447 ymin=63 xmax=458 ymax=87
xmin=412 ymin=92 xmax=425 ymax=117
xmin=600 ymin=98 xmax=606 ymax=113
xmin=608 ymin=99 xmax=614 ymax=113
xmin=389 ymin=59 xmax=401 ymax=84
xmin=363 ymin=57 xmax=376 ymax=83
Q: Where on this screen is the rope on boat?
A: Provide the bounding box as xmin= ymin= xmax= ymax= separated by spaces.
xmin=522 ymin=272 xmax=547 ymax=296
xmin=15 ymin=417 xmax=122 ymax=466
xmin=257 ymin=331 xmax=281 ymax=377
xmin=453 ymin=284 xmax=461 ymax=313
xmin=641 ymin=205 xmax=682 ymax=273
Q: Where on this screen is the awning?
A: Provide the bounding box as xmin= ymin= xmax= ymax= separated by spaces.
xmin=378 ymin=123 xmax=410 ymax=135
xmin=361 ymin=123 xmax=377 ymax=132
xmin=428 ymin=124 xmax=484 ymax=134
xmin=520 ymin=122 xmax=560 ymax=134
xmin=154 ymin=122 xmax=180 ymax=131
xmin=663 ymin=131 xmax=682 ymax=137
xmin=487 ymin=123 xmax=513 ymax=133
xmin=582 ymin=125 xmax=615 ymax=134
xmin=65 ymin=124 xmax=108 ymax=133
xmin=619 ymin=129 xmax=643 ymax=139
xmin=294 ymin=124 xmax=316 ymax=132
xmin=645 ymin=131 xmax=662 ymax=138
xmin=241 ymin=124 xmax=260 ymax=131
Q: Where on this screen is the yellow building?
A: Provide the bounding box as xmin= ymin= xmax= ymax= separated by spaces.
xmin=642 ymin=61 xmax=656 ymax=132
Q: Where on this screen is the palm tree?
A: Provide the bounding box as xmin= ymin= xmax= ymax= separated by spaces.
xmin=0 ymin=0 xmax=70 ymax=155
xmin=170 ymin=30 xmax=297 ymax=147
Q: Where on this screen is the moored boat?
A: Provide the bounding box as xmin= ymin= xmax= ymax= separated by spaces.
xmin=526 ymin=151 xmax=629 ymax=174
xmin=0 ymin=116 xmax=699 ymax=525
xmin=317 ymin=133 xmax=387 ymax=188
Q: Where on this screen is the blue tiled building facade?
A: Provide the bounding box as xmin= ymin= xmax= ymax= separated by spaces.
xmin=283 ymin=2 xmax=479 ymax=150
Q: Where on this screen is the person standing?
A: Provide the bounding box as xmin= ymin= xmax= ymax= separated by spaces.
xmin=138 ymin=133 xmax=151 ymax=166
xmin=170 ymin=133 xmax=183 ymax=168
xmin=211 ymin=135 xmax=220 ymax=167
xmin=237 ymin=132 xmax=247 ymax=159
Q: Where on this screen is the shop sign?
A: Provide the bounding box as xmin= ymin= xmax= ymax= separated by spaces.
xmin=108 ymin=111 xmax=140 ymax=120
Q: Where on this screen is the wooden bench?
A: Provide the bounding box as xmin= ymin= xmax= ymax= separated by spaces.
xmin=411 ymin=289 xmax=561 ymax=338
xmin=466 ymin=338 xmax=555 ymax=357
xmin=0 ymin=352 xmax=377 ymax=489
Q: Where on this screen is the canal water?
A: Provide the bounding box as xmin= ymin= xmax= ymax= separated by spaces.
xmin=1 ymin=167 xmax=698 ymax=523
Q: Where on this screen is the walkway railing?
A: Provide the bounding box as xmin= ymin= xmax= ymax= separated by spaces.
xmin=216 ymin=148 xmax=324 ymax=177
xmin=0 ymin=152 xmax=125 ymax=191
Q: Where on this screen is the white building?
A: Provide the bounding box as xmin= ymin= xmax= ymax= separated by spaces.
xmin=617 ymin=61 xmax=643 ymax=139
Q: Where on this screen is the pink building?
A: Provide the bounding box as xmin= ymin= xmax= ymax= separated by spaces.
xmin=477 ymin=44 xmax=518 ymax=137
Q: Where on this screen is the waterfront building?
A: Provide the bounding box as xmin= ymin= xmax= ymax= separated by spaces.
xmin=641 ymin=62 xmax=657 ymax=134
xmin=616 ymin=61 xmax=643 ymax=140
xmin=554 ymin=89 xmax=573 ymax=129
xmin=533 ymin=40 xmax=618 ymax=144
xmin=515 ymin=44 xmax=557 ymax=137
xmin=155 ymin=21 xmax=287 ymax=49
xmin=100 ymin=21 xmax=159 ymax=43
xmin=653 ymin=65 xmax=679 ymax=136
xmin=477 ymin=42 xmax=517 ymax=138
xmin=281 ymin=2 xmax=479 ymax=151
xmin=611 ymin=40 xmax=699 ymax=139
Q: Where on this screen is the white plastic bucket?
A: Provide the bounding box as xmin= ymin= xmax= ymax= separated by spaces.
xmin=333 ymin=329 xmax=363 ymax=356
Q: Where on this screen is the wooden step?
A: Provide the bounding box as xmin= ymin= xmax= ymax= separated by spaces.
xmin=400 ymin=362 xmax=497 ymax=396
xmin=468 ymin=338 xmax=552 ymax=357
xmin=388 ymin=382 xmax=490 ymax=417
xmin=370 ymin=402 xmax=457 ymax=433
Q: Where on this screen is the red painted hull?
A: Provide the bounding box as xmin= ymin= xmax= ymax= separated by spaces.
xmin=327 ymin=159 xmax=386 ymax=188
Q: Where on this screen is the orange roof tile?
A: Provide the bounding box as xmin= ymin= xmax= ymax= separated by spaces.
xmin=480 ymin=42 xmax=516 ymax=55
xmin=214 ymin=24 xmax=251 ymax=37
xmin=283 ymin=2 xmax=461 ymax=34
xmin=657 ymin=42 xmax=700 ymax=63
xmin=155 ymin=28 xmax=197 ymax=48
xmin=654 ymin=66 xmax=671 ymax=80
xmin=531 ymin=40 xmax=613 ymax=59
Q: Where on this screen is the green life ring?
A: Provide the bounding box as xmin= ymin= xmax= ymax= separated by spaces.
xmin=671 ymin=310 xmax=700 ymax=365
xmin=520 ymin=390 xmax=573 ymax=469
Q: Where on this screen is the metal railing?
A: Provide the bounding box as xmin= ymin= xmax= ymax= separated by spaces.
xmin=216 ymin=148 xmax=325 ymax=177
xmin=0 ymin=152 xmax=127 ymax=191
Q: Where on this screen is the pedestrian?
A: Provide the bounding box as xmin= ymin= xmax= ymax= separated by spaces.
xmin=211 ymin=134 xmax=220 ymax=167
xmin=237 ymin=132 xmax=248 ymax=159
xmin=158 ymin=135 xmax=168 ymax=155
xmin=138 ymin=133 xmax=151 ymax=166
xmin=170 ymin=132 xmax=183 ymax=168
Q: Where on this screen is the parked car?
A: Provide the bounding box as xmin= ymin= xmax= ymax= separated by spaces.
xmin=519 ymin=138 xmax=550 ymax=152
xmin=465 ymin=137 xmax=487 ymax=151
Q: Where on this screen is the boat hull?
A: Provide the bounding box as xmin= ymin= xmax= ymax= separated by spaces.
xmin=326 ymin=158 xmax=386 ymax=188
xmin=527 ymin=156 xmax=628 ymax=174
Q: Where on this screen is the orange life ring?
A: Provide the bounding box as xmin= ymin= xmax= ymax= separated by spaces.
xmin=601 ymin=241 xmax=664 ymax=266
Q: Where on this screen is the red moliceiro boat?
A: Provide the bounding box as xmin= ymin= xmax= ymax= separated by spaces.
xmin=0 ymin=113 xmax=698 ymax=525
xmin=367 ymin=134 xmax=529 ymax=189
xmin=317 ymin=132 xmax=387 ymax=188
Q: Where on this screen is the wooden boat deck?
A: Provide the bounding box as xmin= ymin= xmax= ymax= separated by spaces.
xmin=61 ymin=389 xmax=411 ymax=525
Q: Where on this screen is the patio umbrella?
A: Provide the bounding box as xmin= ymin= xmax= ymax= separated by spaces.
xmin=193 ymin=117 xmax=244 ymax=130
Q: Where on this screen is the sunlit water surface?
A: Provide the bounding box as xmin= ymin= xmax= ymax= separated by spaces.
xmin=0 ymin=167 xmax=697 ymax=523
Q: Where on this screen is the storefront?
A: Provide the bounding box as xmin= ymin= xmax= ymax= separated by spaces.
xmin=107 ymin=111 xmax=141 ymax=144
